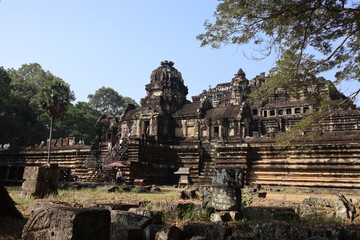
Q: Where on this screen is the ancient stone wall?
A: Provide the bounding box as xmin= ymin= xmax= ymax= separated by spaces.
xmin=0 ymin=145 xmax=95 ymax=183
xmin=247 ymin=143 xmax=360 ymax=189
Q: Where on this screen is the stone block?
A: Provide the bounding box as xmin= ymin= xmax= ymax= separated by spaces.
xmin=129 ymin=208 xmax=163 ymax=224
xmin=200 ymin=185 xmax=241 ymax=211
xmin=23 ymin=166 xmax=41 ymax=180
xmin=211 ymin=169 xmax=244 ymax=188
xmin=182 ymin=222 xmax=232 ymax=240
xmin=22 ymin=165 xmax=60 ymax=198
xmin=22 ymin=206 xmax=110 ymax=240
xmin=110 ymin=223 xmax=143 ymax=240
xmin=144 ymin=224 xmax=165 ymax=240
xmin=210 ymin=211 xmax=240 ymax=222
xmin=111 ymin=210 xmax=152 ymax=228
xmin=155 ymin=225 xmax=182 ymax=240
xmin=95 ymin=203 xmax=139 ymax=211
xmin=302 ymin=196 xmax=331 ymax=208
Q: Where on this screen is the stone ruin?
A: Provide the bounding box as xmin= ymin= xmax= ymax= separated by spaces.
xmin=1 ymin=60 xmax=360 ymax=190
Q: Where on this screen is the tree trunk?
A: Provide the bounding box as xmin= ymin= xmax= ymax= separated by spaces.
xmin=47 ymin=116 xmax=54 ymax=164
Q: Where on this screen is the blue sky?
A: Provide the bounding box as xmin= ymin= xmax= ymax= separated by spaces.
xmin=1 ymin=0 xmax=359 ymax=106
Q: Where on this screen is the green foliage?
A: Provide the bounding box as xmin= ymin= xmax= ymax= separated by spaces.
xmin=1 ymin=63 xmax=138 ymax=147
xmin=241 ymin=192 xmax=254 ymax=208
xmin=36 ymin=79 xmax=75 ymax=120
xmin=54 ymin=102 xmax=100 ymax=145
xmin=177 ymin=203 xmax=196 ymax=220
xmin=88 ymin=87 xmax=138 ymax=116
xmin=3 ymin=63 xmax=65 ymax=146
xmin=198 ymin=0 xmax=360 ymax=104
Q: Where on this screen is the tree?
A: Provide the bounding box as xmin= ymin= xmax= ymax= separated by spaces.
xmin=6 ymin=63 xmax=61 ymax=146
xmin=88 ymin=87 xmax=137 ymax=116
xmin=36 ymin=79 xmax=75 ymax=163
xmin=197 ymin=0 xmax=360 ymax=102
xmin=0 ymin=67 xmax=12 ymax=144
xmin=54 ymin=102 xmax=100 ymax=145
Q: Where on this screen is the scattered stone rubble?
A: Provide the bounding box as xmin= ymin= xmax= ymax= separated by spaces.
xmin=18 ymin=179 xmax=360 ymax=240
xmin=298 ymin=194 xmax=358 ymax=222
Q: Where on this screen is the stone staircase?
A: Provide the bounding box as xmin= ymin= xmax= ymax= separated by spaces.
xmin=198 ymin=142 xmax=217 ymax=185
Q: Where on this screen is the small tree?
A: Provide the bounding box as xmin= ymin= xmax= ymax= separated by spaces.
xmin=37 ymin=79 xmax=75 ymax=163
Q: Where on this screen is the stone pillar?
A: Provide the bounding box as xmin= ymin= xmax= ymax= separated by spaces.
xmin=22 ymin=164 xmax=60 ymax=198
xmin=200 ymin=169 xmax=244 ymax=221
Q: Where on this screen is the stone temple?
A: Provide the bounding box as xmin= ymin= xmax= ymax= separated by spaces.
xmin=95 ymin=60 xmax=360 ymax=187
xmin=1 ymin=60 xmax=360 ymax=190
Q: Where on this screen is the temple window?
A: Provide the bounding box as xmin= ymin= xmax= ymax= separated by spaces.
xmin=295 ymin=108 xmax=301 ymax=114
xmin=270 ymin=110 xmax=275 ymax=116
xmin=252 ymin=109 xmax=258 ymax=115
xmin=263 ymin=111 xmax=268 ymax=117
xmin=278 ymin=109 xmax=283 ymax=115
xmin=304 ymin=107 xmax=309 ymax=113
xmin=286 ymin=109 xmax=292 ymax=114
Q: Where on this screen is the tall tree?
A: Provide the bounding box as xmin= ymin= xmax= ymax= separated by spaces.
xmin=0 ymin=67 xmax=12 ymax=144
xmin=6 ymin=63 xmax=61 ymax=146
xmin=197 ymin=0 xmax=360 ymax=102
xmin=88 ymin=87 xmax=137 ymax=116
xmin=54 ymin=102 xmax=100 ymax=145
xmin=36 ymin=79 xmax=75 ymax=163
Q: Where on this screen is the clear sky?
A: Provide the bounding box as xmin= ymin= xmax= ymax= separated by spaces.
xmin=1 ymin=0 xmax=359 ymax=106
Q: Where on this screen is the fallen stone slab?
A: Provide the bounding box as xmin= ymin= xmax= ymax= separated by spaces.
xmin=28 ymin=199 xmax=75 ymax=213
xmin=110 ymin=223 xmax=143 ymax=240
xmin=111 ymin=211 xmax=152 ymax=229
xmin=302 ymin=196 xmax=332 ymax=208
xmin=22 ymin=206 xmax=110 ymax=240
xmin=94 ymin=203 xmax=139 ymax=211
xmin=129 ymin=208 xmax=163 ymax=224
xmin=242 ymin=207 xmax=299 ymax=222
xmin=182 ymin=222 xmax=232 ymax=240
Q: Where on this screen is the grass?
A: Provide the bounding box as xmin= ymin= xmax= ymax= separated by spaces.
xmin=7 ymin=185 xmax=180 ymax=216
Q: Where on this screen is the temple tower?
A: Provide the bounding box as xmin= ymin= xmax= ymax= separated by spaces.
xmin=141 ymin=60 xmax=188 ymax=114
